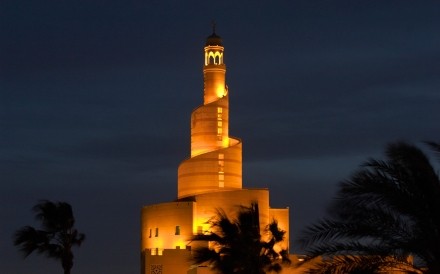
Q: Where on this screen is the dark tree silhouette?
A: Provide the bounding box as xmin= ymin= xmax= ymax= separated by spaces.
xmin=13 ymin=200 xmax=85 ymax=274
xmin=191 ymin=203 xmax=290 ymax=274
xmin=299 ymin=142 xmax=440 ymax=274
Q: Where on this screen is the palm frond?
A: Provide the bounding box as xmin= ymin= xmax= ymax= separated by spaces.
xmin=302 ymin=254 xmax=422 ymax=274
xmin=425 ymin=141 xmax=440 ymax=161
xmin=14 ymin=200 xmax=85 ymax=273
xmin=190 ymin=203 xmax=289 ymax=274
xmin=298 ymin=141 xmax=440 ymax=273
xmin=13 ymin=226 xmax=50 ymax=258
xmin=70 ymin=230 xmax=86 ymax=246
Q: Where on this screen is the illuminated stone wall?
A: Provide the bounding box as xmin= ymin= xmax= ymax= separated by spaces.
xmin=141 ymin=202 xmax=195 ymax=252
xmin=142 ymin=249 xmax=193 ymax=274
xmin=269 ymin=207 xmax=290 ymax=252
xmin=192 ymin=189 xmax=270 ymax=233
xmin=141 ymin=192 xmax=290 ymax=274
xmin=140 ymin=189 xmax=281 ymax=252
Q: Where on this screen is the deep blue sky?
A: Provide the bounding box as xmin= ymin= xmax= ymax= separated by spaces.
xmin=1 ymin=1 xmax=440 ymax=273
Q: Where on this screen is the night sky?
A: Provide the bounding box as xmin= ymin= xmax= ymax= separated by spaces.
xmin=1 ymin=1 xmax=440 ymax=273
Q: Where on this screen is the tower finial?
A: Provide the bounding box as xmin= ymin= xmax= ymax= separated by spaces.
xmin=205 ymin=21 xmax=222 ymax=46
xmin=211 ymin=20 xmax=216 ymax=34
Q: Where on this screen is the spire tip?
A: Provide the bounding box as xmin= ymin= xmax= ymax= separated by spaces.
xmin=211 ymin=20 xmax=216 ymax=34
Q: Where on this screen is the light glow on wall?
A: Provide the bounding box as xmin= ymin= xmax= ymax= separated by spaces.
xmin=215 ymin=86 xmax=226 ymax=98
xmin=151 ymin=248 xmax=163 ymax=256
xmin=193 ymin=218 xmax=210 ymax=235
xmin=172 ymin=239 xmax=186 ymax=250
xmin=218 ymin=153 xmax=224 ymax=187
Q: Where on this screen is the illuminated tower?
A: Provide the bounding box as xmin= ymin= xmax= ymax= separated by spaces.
xmin=141 ymin=30 xmax=290 ymax=274
xmin=177 ymin=30 xmax=242 ymax=198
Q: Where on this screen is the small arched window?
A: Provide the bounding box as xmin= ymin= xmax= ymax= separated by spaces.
xmin=206 ymin=51 xmax=223 ymax=65
xmin=209 ymin=56 xmax=215 ymax=65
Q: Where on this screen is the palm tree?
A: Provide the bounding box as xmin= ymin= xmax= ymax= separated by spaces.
xmin=13 ymin=200 xmax=85 ymax=274
xmin=190 ymin=203 xmax=290 ymax=274
xmin=298 ymin=141 xmax=440 ymax=274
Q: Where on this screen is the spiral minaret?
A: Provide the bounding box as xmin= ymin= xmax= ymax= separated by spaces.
xmin=177 ymin=30 xmax=242 ymax=199
xmin=142 ymin=31 xmax=290 ymax=274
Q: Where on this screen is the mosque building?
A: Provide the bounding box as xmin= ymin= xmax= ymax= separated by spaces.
xmin=140 ymin=30 xmax=291 ymax=274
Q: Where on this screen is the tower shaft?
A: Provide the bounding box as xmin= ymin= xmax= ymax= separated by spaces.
xmin=177 ymin=32 xmax=242 ymax=199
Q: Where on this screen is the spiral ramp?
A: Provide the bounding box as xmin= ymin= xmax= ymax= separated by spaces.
xmin=177 ymin=96 xmax=242 ymax=199
xmin=177 ymin=32 xmax=243 ymax=199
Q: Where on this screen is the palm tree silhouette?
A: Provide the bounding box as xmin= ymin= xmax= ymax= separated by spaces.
xmin=191 ymin=203 xmax=290 ymax=274
xmin=299 ymin=141 xmax=440 ymax=273
xmin=13 ymin=200 xmax=85 ymax=274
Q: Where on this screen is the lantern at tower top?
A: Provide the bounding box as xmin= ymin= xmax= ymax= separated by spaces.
xmin=204 ymin=28 xmax=224 ymax=66
xmin=205 ymin=21 xmax=223 ymax=46
xmin=203 ymin=28 xmax=227 ymax=104
xmin=205 ymin=31 xmax=223 ymax=47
